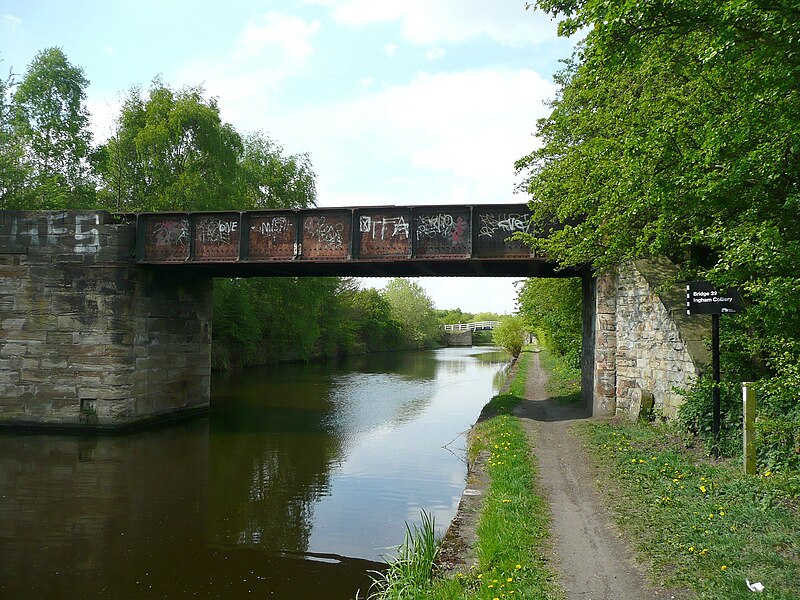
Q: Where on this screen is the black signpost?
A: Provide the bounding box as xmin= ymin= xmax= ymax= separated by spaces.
xmin=686 ymin=281 xmax=743 ymax=453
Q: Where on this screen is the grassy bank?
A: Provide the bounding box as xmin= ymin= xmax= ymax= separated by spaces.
xmin=536 ymin=345 xmax=800 ymax=598
xmin=360 ymin=350 xmax=562 ymax=599
xmin=577 ymin=420 xmax=800 ymax=598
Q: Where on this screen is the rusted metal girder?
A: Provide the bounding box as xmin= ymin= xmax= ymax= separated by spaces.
xmin=135 ymin=204 xmax=577 ymax=277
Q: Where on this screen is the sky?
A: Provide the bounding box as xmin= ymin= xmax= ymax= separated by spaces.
xmin=1 ymin=1 xmax=576 ymax=315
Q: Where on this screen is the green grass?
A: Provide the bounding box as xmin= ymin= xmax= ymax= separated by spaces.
xmin=360 ymin=349 xmax=562 ymax=599
xmin=360 ymin=510 xmax=441 ymax=600
xmin=577 ymin=420 xmax=800 ymax=599
xmin=536 ymin=348 xmax=580 ymax=404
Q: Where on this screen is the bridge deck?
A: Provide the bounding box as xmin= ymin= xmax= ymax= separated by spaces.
xmin=134 ymin=204 xmax=579 ymax=277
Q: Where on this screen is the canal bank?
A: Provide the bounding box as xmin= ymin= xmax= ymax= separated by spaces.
xmin=396 ymin=349 xmax=688 ymax=600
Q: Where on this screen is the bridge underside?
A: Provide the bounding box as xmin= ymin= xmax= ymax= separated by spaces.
xmin=141 ymin=258 xmax=581 ymax=278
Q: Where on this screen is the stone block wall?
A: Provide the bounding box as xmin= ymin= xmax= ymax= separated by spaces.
xmin=592 ymin=258 xmax=711 ymax=419
xmin=443 ymin=330 xmax=472 ymax=347
xmin=0 ymin=211 xmax=212 ymax=428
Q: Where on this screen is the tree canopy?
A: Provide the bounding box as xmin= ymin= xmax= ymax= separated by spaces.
xmin=492 ymin=315 xmax=527 ymax=359
xmin=520 ymin=0 xmax=800 ymax=461
xmin=4 ymin=48 xmax=95 ymax=208
xmin=382 ymin=278 xmax=441 ymax=348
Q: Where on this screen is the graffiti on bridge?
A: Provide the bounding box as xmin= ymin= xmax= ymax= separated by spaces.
xmin=9 ymin=213 xmax=101 ymax=254
xmin=415 ymin=213 xmax=468 ymax=243
xmin=304 ymin=216 xmax=345 ymax=248
xmin=478 ymin=213 xmax=531 ymax=238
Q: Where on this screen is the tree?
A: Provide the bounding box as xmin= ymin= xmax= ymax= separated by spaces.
xmin=520 ymin=1 xmax=800 ymax=459
xmin=10 ymin=47 xmax=94 ymax=207
xmin=0 ymin=57 xmax=26 ymax=207
xmin=236 ymin=132 xmax=316 ymax=209
xmin=96 ymin=81 xmax=243 ymax=211
xmin=382 ymin=278 xmax=440 ymax=348
xmin=492 ymin=315 xmax=527 ymax=359
xmin=342 ymin=287 xmax=401 ymax=352
xmin=517 ymin=278 xmax=582 ymax=366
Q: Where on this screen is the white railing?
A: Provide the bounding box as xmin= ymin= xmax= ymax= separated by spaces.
xmin=442 ymin=321 xmax=500 ymax=332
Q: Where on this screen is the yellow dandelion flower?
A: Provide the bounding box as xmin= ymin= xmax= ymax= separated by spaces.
xmin=515 ymin=564 xmax=522 ymax=570
xmin=721 ymin=565 xmax=728 ymax=571
xmin=699 ymin=485 xmax=707 ymax=493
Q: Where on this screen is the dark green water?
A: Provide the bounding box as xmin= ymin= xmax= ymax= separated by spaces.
xmin=0 ymin=347 xmax=509 ymax=599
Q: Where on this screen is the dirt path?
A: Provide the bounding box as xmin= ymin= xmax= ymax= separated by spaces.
xmin=515 ymin=352 xmax=684 ymax=600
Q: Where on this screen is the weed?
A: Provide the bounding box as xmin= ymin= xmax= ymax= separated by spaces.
xmin=578 ymin=420 xmax=800 ymax=599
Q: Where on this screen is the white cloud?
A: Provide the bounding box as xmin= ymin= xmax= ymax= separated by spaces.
xmin=174 ymin=12 xmax=322 ymax=128
xmin=425 ymin=47 xmax=445 ymax=61
xmin=305 ymin=0 xmax=559 ymax=46
xmin=0 ymin=14 xmax=22 ymax=33
xmin=2 ymin=14 xmax=22 ymax=31
xmin=271 ymin=67 xmax=554 ymax=207
xmin=101 ymin=45 xmax=116 ymax=57
xmin=383 ymin=43 xmax=399 ymax=57
xmin=235 ymin=12 xmax=321 ymax=65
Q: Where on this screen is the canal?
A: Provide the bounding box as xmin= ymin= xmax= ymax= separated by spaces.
xmin=0 ymin=347 xmax=510 ymax=599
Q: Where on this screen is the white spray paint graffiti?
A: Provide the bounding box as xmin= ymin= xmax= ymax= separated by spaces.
xmin=10 ymin=213 xmax=101 ymax=253
xmin=74 ymin=214 xmax=100 ymax=253
xmin=197 ymin=218 xmax=238 ymax=244
xmin=359 ymin=216 xmax=409 ymax=240
xmin=304 ymin=216 xmax=344 ymax=247
xmin=152 ymin=219 xmax=190 ymax=247
xmin=252 ymin=216 xmax=290 ymax=239
xmin=478 ymin=213 xmax=531 ymax=238
xmin=415 ymin=214 xmax=467 ymax=242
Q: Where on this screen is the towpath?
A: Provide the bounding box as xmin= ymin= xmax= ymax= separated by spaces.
xmin=515 ymin=351 xmax=688 ymax=600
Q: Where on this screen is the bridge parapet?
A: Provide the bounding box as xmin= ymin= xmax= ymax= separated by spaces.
xmin=134 ymin=204 xmax=558 ymax=277
xmin=442 ymin=321 xmax=500 ymax=332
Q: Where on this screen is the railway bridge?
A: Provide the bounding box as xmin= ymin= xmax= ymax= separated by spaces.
xmin=0 ymin=206 xmax=710 ymax=429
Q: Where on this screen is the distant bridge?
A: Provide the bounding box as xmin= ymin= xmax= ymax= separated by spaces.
xmin=442 ymin=321 xmax=500 ymax=332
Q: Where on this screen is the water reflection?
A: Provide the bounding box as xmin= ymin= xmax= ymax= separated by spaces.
xmin=0 ymin=346 xmax=508 ymax=598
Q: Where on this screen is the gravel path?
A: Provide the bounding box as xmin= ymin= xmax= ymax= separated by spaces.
xmin=515 ymin=351 xmax=687 ymax=600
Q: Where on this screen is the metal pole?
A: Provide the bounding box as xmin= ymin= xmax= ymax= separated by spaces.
xmin=743 ymin=382 xmax=756 ymax=475
xmin=712 ymin=313 xmax=721 ymax=454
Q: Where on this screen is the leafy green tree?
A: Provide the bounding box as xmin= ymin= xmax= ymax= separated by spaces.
xmin=492 ymin=315 xmax=527 ymax=359
xmin=348 ymin=287 xmax=403 ymax=352
xmin=10 ymin=47 xmax=94 ymax=208
xmin=434 ymin=308 xmax=474 ymax=326
xmin=517 ymin=278 xmax=582 ymax=367
xmin=521 ymin=0 xmax=800 ymax=460
xmin=0 ymin=58 xmax=26 ymax=207
xmin=473 ymin=311 xmax=501 ymax=323
xmin=96 ymin=81 xmax=243 ymax=211
xmin=382 ymin=278 xmax=440 ymax=348
xmin=236 ymin=131 xmax=316 ymax=209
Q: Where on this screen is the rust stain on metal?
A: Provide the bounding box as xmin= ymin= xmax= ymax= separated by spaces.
xmin=414 ymin=209 xmax=471 ymax=258
xmin=300 ymin=211 xmax=351 ymax=260
xmin=137 ymin=204 xmax=543 ymax=268
xmin=143 ymin=216 xmax=190 ymax=261
xmin=248 ymin=213 xmax=297 ymax=260
xmin=194 ymin=214 xmax=241 ymax=261
xmin=474 ymin=208 xmax=533 ymax=258
xmin=357 ymin=210 xmax=411 ymax=258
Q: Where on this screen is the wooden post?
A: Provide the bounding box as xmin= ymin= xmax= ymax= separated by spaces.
xmin=743 ymin=382 xmax=756 ymax=475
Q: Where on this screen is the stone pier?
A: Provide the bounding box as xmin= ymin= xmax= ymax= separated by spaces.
xmin=0 ymin=211 xmax=212 ymax=429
